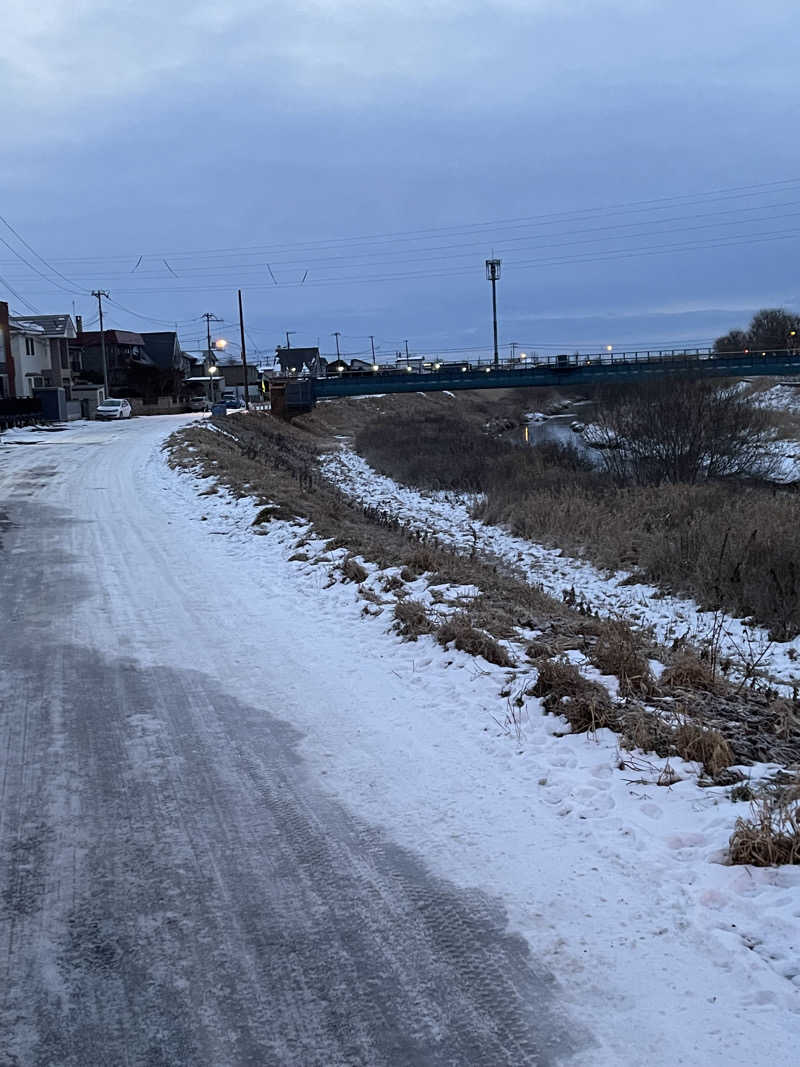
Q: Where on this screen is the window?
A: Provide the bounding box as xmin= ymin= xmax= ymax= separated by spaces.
xmin=25 ymin=337 xmax=35 ymax=356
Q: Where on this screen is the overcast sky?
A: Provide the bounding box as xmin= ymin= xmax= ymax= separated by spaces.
xmin=2 ymin=0 xmax=799 ymax=361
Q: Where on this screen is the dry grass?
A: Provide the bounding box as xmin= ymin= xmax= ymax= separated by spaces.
xmin=591 ymin=619 xmax=657 ymax=696
xmin=618 ymin=704 xmax=676 ymax=758
xmin=165 ymin=404 xmax=797 ymax=771
xmin=660 ymin=651 xmax=719 ymax=692
xmin=340 ymin=556 xmax=368 ymax=583
xmin=351 ymin=395 xmax=800 ymax=640
xmin=530 ymin=657 xmax=618 ymax=734
xmin=393 ymin=598 xmax=434 ymax=639
xmin=729 ymin=795 xmax=800 ymax=866
xmin=435 ymin=613 xmax=515 ymax=666
xmin=673 ymin=720 xmax=735 ymax=777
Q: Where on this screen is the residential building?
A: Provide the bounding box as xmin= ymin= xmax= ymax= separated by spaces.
xmin=14 ymin=314 xmax=81 ymax=397
xmin=79 ymin=329 xmax=157 ymax=397
xmin=7 ymin=318 xmax=51 ymax=398
xmin=141 ymin=332 xmax=194 ymax=398
xmin=0 ymin=300 xmax=12 ymax=397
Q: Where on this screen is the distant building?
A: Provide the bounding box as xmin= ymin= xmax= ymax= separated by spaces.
xmin=275 ymin=346 xmax=321 ymax=375
xmin=141 ymin=332 xmax=193 ymax=398
xmin=79 ymin=329 xmax=157 ymax=397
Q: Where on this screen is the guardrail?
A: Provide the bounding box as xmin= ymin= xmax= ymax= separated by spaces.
xmin=307 ymin=348 xmax=800 ymax=400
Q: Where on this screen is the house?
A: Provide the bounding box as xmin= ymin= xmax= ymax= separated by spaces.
xmin=0 ymin=300 xmax=14 ymax=398
xmin=78 ymin=329 xmax=157 ymax=397
xmin=7 ymin=318 xmax=51 ymax=398
xmin=13 ymin=314 xmax=81 ymax=397
xmin=141 ymin=332 xmax=194 ymax=398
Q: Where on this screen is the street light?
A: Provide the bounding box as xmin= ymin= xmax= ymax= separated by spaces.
xmin=485 ymin=259 xmax=502 ymax=368
xmin=214 ymin=338 xmax=228 ymax=351
xmin=208 ymin=363 xmax=218 ymax=404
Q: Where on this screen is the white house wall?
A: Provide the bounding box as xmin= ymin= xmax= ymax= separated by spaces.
xmin=11 ymin=334 xmax=52 ymax=397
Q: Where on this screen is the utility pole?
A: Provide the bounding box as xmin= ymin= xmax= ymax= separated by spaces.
xmin=332 ymin=331 xmax=341 ymax=359
xmin=369 ymin=335 xmax=376 ymax=362
xmin=510 ymin=341 xmax=518 ymax=361
xmin=91 ymin=289 xmax=110 ymax=397
xmin=485 ymin=259 xmax=502 ymax=368
xmin=404 ymin=339 xmax=410 ymax=360
xmin=202 ymin=311 xmax=223 ymax=366
xmin=285 ymin=330 xmax=295 ymax=349
xmin=238 ymin=290 xmax=250 ymax=409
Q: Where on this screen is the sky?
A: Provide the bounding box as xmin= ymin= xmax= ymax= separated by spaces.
xmin=2 ymin=0 xmax=800 ymax=363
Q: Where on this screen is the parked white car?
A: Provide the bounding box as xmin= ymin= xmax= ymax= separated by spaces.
xmin=96 ymin=398 xmax=133 ymax=421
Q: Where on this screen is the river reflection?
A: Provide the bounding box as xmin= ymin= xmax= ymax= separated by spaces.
xmin=512 ymin=414 xmax=601 ymax=464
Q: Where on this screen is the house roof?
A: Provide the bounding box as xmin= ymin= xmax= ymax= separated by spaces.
xmin=13 ymin=314 xmax=76 ymax=338
xmin=9 ymin=318 xmax=47 ymax=335
xmin=80 ymin=330 xmax=145 ymax=346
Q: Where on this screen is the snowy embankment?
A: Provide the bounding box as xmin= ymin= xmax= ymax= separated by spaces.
xmin=319 ymin=447 xmax=800 ymax=690
xmin=165 ymin=436 xmax=800 ymax=1061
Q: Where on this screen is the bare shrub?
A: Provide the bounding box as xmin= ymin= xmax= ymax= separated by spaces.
xmin=393 ymin=599 xmax=434 ymax=639
xmin=593 ymin=378 xmax=778 ymax=486
xmin=729 ymin=796 xmax=800 ymax=866
xmin=592 ymin=619 xmax=656 ymax=696
xmin=530 ymin=657 xmax=618 ymax=733
xmin=436 ymin=613 xmax=515 ymax=666
xmin=660 ymin=651 xmax=718 ymax=692
xmin=340 ymin=556 xmax=368 ymax=583
xmin=673 ymin=720 xmax=734 ymax=777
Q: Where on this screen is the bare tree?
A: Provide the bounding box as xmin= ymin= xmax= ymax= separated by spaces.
xmin=593 ymin=379 xmax=777 ymax=485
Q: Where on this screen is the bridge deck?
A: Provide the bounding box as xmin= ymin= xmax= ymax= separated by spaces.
xmin=306 ymin=349 xmax=800 ymax=401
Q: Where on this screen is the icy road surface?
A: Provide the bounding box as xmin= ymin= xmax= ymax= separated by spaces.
xmin=2 ymin=416 xmax=799 ymax=1067
xmin=0 ymin=418 xmax=581 ymax=1066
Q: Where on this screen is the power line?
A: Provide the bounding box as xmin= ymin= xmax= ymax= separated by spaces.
xmin=4 ymin=175 xmax=800 ymax=269
xmin=0 ymin=271 xmax=40 ymax=313
xmin=0 ymin=211 xmax=89 ymax=293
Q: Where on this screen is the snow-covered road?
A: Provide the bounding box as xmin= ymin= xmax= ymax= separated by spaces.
xmin=1 ymin=416 xmax=798 ymax=1066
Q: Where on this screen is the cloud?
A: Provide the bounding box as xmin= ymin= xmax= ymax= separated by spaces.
xmin=5 ymin=0 xmax=796 ymax=150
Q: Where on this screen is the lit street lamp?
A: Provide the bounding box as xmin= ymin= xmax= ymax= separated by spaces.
xmin=208 ymin=363 xmax=218 ymax=404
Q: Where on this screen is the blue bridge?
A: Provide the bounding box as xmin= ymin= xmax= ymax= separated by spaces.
xmin=271 ymin=347 xmax=800 ymax=415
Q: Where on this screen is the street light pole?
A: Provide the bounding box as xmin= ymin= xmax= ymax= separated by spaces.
xmin=332 ymin=331 xmax=341 ymax=359
xmin=485 ymin=259 xmax=502 ymax=368
xmin=286 ymin=330 xmax=295 ymax=349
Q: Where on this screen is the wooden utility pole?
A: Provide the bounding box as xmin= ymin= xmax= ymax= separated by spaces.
xmin=238 ymin=289 xmax=250 ymax=409
xmin=91 ymin=289 xmax=110 ymax=397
